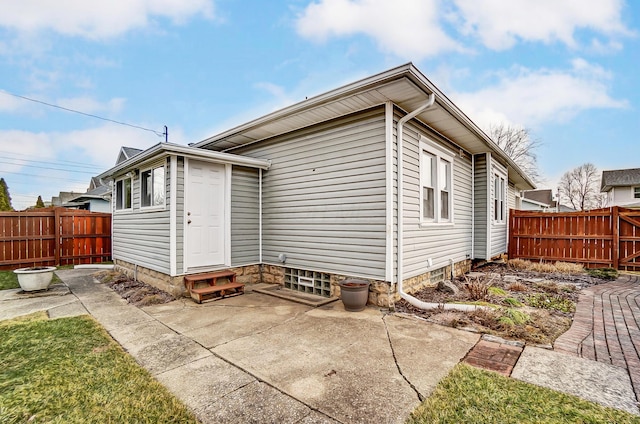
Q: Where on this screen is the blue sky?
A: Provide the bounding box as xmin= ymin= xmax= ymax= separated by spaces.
xmin=1 ymin=0 xmax=638 ymax=210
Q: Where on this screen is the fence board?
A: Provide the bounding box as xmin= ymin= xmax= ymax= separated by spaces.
xmin=509 ymin=207 xmax=640 ymax=270
xmin=0 ymin=208 xmax=111 ymax=270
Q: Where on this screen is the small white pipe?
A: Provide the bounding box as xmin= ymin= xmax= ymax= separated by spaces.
xmin=396 ymin=94 xmax=484 ymax=312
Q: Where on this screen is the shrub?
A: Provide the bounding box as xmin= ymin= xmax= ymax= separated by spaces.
xmin=587 ymin=268 xmax=619 ymax=280
xmin=488 ymin=286 xmax=507 ymax=296
xmin=525 ymin=293 xmax=575 ymax=313
xmin=464 ymin=274 xmax=495 ymax=301
xmin=507 ymin=259 xmax=584 ymax=274
xmin=503 ymin=297 xmax=523 ymax=307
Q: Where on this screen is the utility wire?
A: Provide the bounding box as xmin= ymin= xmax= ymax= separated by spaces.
xmin=0 ymin=155 xmax=102 ymax=171
xmin=0 ymin=160 xmax=97 ymax=174
xmin=0 ymin=90 xmax=166 ymax=138
xmin=1 ymin=170 xmax=88 ymax=184
xmin=0 ymin=150 xmax=104 ymax=170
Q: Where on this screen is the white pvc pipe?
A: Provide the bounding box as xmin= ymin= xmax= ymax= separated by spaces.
xmin=396 ymin=93 xmax=484 ymax=312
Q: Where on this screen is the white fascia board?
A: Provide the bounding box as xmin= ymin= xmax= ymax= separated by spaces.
xmin=97 ymin=142 xmax=271 ymax=181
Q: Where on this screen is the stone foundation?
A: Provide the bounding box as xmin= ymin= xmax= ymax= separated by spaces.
xmin=114 ymin=259 xmax=186 ymax=298
xmin=392 ymin=259 xmax=473 ymax=307
xmin=113 ymin=258 xmax=472 ymax=308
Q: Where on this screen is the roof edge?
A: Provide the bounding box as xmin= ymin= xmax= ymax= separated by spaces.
xmin=97 ymin=143 xmax=271 ymax=181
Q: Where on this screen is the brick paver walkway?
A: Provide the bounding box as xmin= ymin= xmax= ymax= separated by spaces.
xmin=554 ymin=274 xmax=640 ymax=402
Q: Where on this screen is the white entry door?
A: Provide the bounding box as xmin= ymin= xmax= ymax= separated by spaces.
xmin=186 ymin=160 xmax=226 ymax=268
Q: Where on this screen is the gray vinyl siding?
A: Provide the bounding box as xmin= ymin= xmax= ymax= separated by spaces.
xmin=489 ymin=156 xmax=508 ymax=257
xmin=401 ymin=119 xmax=473 ymax=278
xmin=231 ymin=107 xmax=387 ymax=280
xmin=231 ymin=166 xmax=260 ymax=265
xmin=112 ymin=158 xmax=171 ymax=274
xmin=473 ymin=153 xmax=488 ymax=260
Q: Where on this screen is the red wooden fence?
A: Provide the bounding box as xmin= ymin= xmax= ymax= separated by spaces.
xmin=0 ymin=208 xmax=111 ymax=270
xmin=509 ymin=207 xmax=640 ymax=270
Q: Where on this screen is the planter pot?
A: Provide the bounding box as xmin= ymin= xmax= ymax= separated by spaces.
xmin=13 ymin=266 xmax=56 ymax=292
xmin=338 ymin=279 xmax=370 ymax=312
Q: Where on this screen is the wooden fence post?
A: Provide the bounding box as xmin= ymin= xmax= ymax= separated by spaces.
xmin=54 ymin=207 xmax=61 ymax=266
xmin=612 ymin=206 xmax=619 ymax=269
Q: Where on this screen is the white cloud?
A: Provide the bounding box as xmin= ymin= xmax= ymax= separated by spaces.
xmin=0 ymin=123 xmax=184 ymax=209
xmin=295 ymin=0 xmax=463 ymax=59
xmin=0 ymin=0 xmax=215 ymax=39
xmin=453 ymin=0 xmax=631 ymax=50
xmin=451 ymin=59 xmax=628 ymax=130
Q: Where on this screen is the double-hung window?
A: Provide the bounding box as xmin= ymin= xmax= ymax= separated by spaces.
xmin=115 ymin=177 xmax=132 ymax=211
xmin=141 ymin=165 xmax=165 ymax=208
xmin=634 ymin=187 xmax=640 ymax=199
xmin=420 ymin=136 xmax=454 ymax=224
xmin=494 ymin=173 xmax=506 ymax=223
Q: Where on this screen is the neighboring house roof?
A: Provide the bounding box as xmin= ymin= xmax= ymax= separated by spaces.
xmin=523 ymin=189 xmax=553 ymax=205
xmin=193 ymin=62 xmax=535 ymax=191
xmin=116 ymin=147 xmax=144 ymax=165
xmin=601 ymin=168 xmax=640 ymax=191
xmin=51 ymin=191 xmax=81 ymax=206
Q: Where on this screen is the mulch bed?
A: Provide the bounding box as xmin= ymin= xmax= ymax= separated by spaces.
xmin=395 ymin=262 xmax=615 ymax=345
xmin=94 ymin=271 xmax=175 ymax=307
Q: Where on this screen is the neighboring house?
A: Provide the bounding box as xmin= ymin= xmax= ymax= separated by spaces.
xmin=601 ymin=168 xmax=640 ymax=208
xmin=62 ymin=183 xmax=112 ymax=212
xmin=96 ymin=63 xmax=535 ymax=305
xmin=520 ymin=189 xmax=553 ymax=211
xmin=520 ymin=189 xmax=575 ymax=212
xmin=52 ymin=191 xmax=82 ymax=207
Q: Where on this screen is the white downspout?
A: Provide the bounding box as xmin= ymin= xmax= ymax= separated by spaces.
xmin=471 ymin=154 xmax=475 ymax=260
xmin=259 ymin=168 xmax=263 ymax=263
xmin=396 ymin=93 xmax=482 ymax=312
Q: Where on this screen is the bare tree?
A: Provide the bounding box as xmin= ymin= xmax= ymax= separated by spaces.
xmin=488 ymin=123 xmax=541 ymax=183
xmin=558 ymin=163 xmax=603 ymax=211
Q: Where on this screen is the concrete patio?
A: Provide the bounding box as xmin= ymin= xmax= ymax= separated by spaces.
xmin=51 ymin=268 xmax=478 ymax=423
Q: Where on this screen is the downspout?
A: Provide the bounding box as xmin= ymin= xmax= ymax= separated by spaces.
xmin=396 ymin=93 xmax=481 ymax=312
xmin=471 ymin=154 xmax=475 ymax=260
xmin=259 ymin=168 xmax=263 ymax=263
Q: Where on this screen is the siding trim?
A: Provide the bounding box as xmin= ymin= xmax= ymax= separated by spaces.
xmin=385 ymin=101 xmax=394 ymax=283
xmin=170 ymin=155 xmax=177 ymax=276
xmin=225 ymin=163 xmax=232 ymax=266
xmin=486 ymin=152 xmax=492 ymax=258
xmin=183 ymin=158 xmax=190 ymax=272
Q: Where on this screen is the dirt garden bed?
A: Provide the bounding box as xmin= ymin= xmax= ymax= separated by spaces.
xmin=395 ymin=259 xmax=618 ymax=345
xmin=94 ymin=271 xmax=175 ymax=307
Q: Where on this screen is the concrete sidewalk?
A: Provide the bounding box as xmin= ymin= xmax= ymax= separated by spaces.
xmin=48 ymin=268 xmax=477 ymax=424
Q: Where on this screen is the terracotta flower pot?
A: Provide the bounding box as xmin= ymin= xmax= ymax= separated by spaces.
xmin=338 ymin=279 xmax=370 ymax=312
xmin=14 ymin=266 xmax=56 ymax=291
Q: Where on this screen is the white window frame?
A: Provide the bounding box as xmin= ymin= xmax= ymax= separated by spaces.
xmin=140 ymin=164 xmax=166 ymax=210
xmin=634 ymin=186 xmax=640 ymax=199
xmin=419 ymin=136 xmax=454 ymax=225
xmin=114 ymin=176 xmax=132 ymax=212
xmin=493 ymin=173 xmax=506 ymax=224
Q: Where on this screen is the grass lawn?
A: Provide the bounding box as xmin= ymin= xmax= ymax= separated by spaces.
xmin=0 ymin=270 xmax=63 ymax=290
xmin=0 ymin=313 xmax=197 ymax=423
xmin=408 ymin=364 xmax=640 ymax=424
